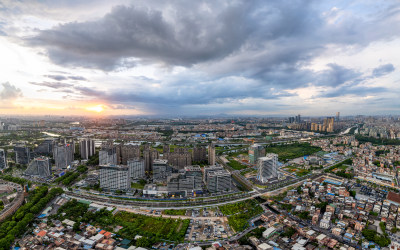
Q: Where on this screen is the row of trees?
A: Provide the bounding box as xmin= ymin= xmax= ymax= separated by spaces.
xmin=0 ymin=187 xmax=63 ymax=249
xmin=0 ymin=175 xmax=30 ymax=186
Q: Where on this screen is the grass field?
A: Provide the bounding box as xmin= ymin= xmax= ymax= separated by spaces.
xmin=227 ymin=158 xmax=248 ymax=170
xmin=219 ymin=199 xmax=264 ymax=232
xmin=265 ymin=143 xmax=321 ymax=162
xmin=116 ymin=211 xmax=190 ymax=241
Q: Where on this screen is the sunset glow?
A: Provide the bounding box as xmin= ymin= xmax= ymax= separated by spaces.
xmin=86 ymin=105 xmax=105 ymax=113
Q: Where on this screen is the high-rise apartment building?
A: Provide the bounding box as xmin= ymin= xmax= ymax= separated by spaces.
xmin=192 ymin=146 xmax=207 ymax=163
xmin=99 ymin=145 xmax=118 ymax=166
xmin=208 ymin=144 xmax=216 ymax=165
xmin=143 ymin=149 xmax=159 ymax=172
xmin=100 ymin=165 xmax=130 ymax=190
xmin=25 ymin=157 xmax=51 ymax=177
xmin=53 ymin=144 xmax=74 ymax=170
xmin=257 ymin=153 xmax=278 ymax=183
xmin=165 ymin=148 xmax=192 ymax=169
xmin=249 ymin=144 xmax=265 ymax=164
xmin=127 ymin=158 xmax=145 ymax=180
xmin=0 ymin=149 xmax=6 ymax=170
xmin=117 ymin=144 xmax=140 ymax=165
xmin=14 ymin=145 xmax=30 ymax=165
xmin=80 ymin=139 xmax=95 ymax=160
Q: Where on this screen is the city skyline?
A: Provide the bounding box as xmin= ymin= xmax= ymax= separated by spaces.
xmin=0 ymin=0 xmax=399 ymax=116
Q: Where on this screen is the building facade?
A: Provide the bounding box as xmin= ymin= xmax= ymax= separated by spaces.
xmin=14 ymin=145 xmax=30 ymax=165
xmin=249 ymin=144 xmax=265 ymax=164
xmin=208 ymin=144 xmax=216 ymax=165
xmin=206 ymin=168 xmax=232 ymax=193
xmin=99 ymin=146 xmax=118 ymax=166
xmin=127 ymin=158 xmax=145 ymax=180
xmin=53 ymin=144 xmax=74 ymax=170
xmin=100 ymin=165 xmax=130 ymax=190
xmin=79 ymin=139 xmax=95 ymax=160
xmin=0 ymin=149 xmax=6 ymax=170
xmin=257 ymin=153 xmax=278 ymax=183
xmin=25 ymin=157 xmax=51 ymax=177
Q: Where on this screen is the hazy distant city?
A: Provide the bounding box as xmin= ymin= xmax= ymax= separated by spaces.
xmin=1 ymin=0 xmax=400 ymax=250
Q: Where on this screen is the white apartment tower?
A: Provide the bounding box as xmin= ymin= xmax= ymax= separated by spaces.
xmin=257 ymin=153 xmax=278 ymax=183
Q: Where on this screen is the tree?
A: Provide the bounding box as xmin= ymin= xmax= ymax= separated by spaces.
xmin=136 ymin=237 xmax=151 ymax=248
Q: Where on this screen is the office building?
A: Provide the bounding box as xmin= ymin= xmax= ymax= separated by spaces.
xmin=25 ymin=157 xmax=51 ymax=177
xmin=206 ymin=169 xmax=232 ymax=193
xmin=167 ymin=167 xmax=203 ymax=195
xmin=295 ymin=114 xmax=301 ymax=123
xmin=34 ymin=139 xmax=53 ymax=155
xmin=100 ymin=165 xmax=130 ymax=190
xmin=14 ymin=145 xmax=30 ymax=165
xmin=127 ymin=158 xmax=145 ymax=180
xmin=99 ymin=145 xmax=118 ymax=166
xmin=79 ymin=139 xmax=95 ymax=160
xmin=152 ymin=159 xmax=172 ymax=181
xmin=203 ymin=165 xmax=224 ymax=183
xmin=257 ymin=153 xmax=278 ymax=183
xmin=117 ymin=144 xmax=140 ymax=165
xmin=336 ymin=112 xmax=340 ymax=122
xmin=192 ymin=146 xmax=207 ymax=163
xmin=208 ymin=144 xmax=216 ymax=165
xmin=53 ymin=144 xmax=74 ymax=170
xmin=184 ymin=166 xmax=203 ymax=190
xmin=0 ymin=149 xmax=6 ymax=170
xmin=249 ymin=144 xmax=265 ymax=164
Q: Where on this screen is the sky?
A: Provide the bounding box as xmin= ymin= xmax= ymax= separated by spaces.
xmin=0 ymin=0 xmax=399 ymax=117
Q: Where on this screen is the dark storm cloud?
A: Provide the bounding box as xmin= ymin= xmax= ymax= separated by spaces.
xmin=17 ymin=0 xmax=400 ymax=114
xmin=30 ymin=1 xmax=254 ymax=70
xmin=74 ymin=78 xmax=294 ymax=105
xmin=372 ymin=64 xmax=395 ymax=77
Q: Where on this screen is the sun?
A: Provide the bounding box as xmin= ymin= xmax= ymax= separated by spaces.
xmin=86 ymin=105 xmax=105 ymax=113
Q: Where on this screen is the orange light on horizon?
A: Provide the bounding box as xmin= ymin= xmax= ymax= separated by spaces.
xmin=86 ymin=105 xmax=105 ymax=113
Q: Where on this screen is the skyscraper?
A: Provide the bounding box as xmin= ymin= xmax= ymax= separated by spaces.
xmin=127 ymin=158 xmax=145 ymax=180
xmin=257 ymin=153 xmax=278 ymax=183
xmin=53 ymin=144 xmax=74 ymax=170
xmin=192 ymin=146 xmax=207 ymax=163
xmin=208 ymin=143 xmax=216 ymax=165
xmin=34 ymin=139 xmax=53 ymax=155
xmin=80 ymin=138 xmax=95 ymax=160
xmin=143 ymin=148 xmax=160 ymax=172
xmin=117 ymin=144 xmax=140 ymax=165
xmin=336 ymin=112 xmax=340 ymax=122
xmin=99 ymin=145 xmax=118 ymax=166
xmin=249 ymin=144 xmax=265 ymax=164
xmin=0 ymin=149 xmax=6 ymax=170
xmin=14 ymin=145 xmax=30 ymax=165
